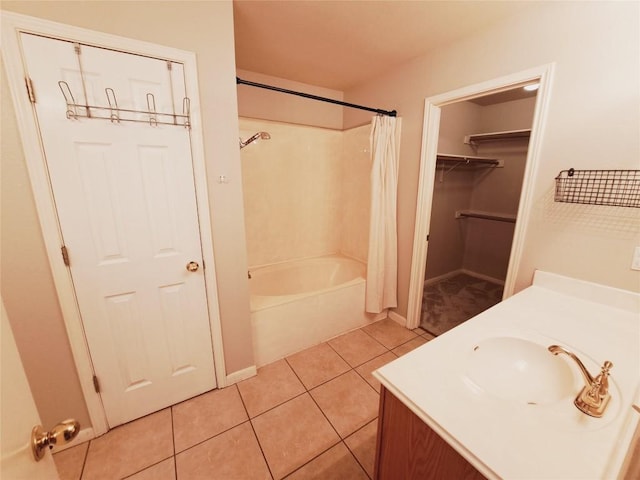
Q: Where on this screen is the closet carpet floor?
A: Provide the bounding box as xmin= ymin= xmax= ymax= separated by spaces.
xmin=420 ymin=272 xmax=504 ymax=337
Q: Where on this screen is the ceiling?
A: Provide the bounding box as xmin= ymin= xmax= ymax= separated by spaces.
xmin=233 ymin=1 xmax=537 ymax=92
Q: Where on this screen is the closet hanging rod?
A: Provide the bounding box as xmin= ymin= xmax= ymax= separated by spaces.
xmin=455 ymin=210 xmax=516 ymax=223
xmin=236 ymin=76 xmax=397 ymax=117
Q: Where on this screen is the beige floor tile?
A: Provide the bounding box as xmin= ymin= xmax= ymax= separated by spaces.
xmin=173 ymin=386 xmax=248 ymax=452
xmin=53 ymin=442 xmax=88 ymax=480
xmin=362 ymin=318 xmax=418 ymax=349
xmin=344 ymin=420 xmax=378 ymax=478
xmin=82 ymin=409 xmax=173 ymax=480
xmin=125 ymin=457 xmax=175 ymax=480
xmin=176 ymin=422 xmax=271 ymax=480
xmin=328 ymin=329 xmax=388 ymax=368
xmin=285 ymin=442 xmax=368 ymax=480
xmin=252 ymin=393 xmax=339 ymax=479
xmin=422 ymin=331 xmax=436 ymax=341
xmin=310 ymin=371 xmax=379 ymax=438
xmin=354 ymin=351 xmax=397 ymax=393
xmin=286 ymin=343 xmax=350 ymax=389
xmin=238 ymin=359 xmax=306 ymax=418
xmin=391 ymin=336 xmax=428 ymax=357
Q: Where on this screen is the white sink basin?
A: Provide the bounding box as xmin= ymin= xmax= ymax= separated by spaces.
xmin=464 ymin=337 xmax=576 ymax=405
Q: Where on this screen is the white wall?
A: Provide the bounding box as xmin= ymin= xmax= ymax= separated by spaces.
xmin=344 ymin=1 xmax=640 ymax=317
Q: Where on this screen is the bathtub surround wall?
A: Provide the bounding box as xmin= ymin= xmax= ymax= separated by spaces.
xmin=341 ymin=124 xmax=371 ymax=263
xmin=240 ymin=117 xmax=372 ymax=267
xmin=240 ymin=118 xmax=342 ymax=266
xmin=343 ymin=1 xmax=640 ymax=320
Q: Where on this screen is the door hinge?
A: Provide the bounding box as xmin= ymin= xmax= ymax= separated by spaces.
xmin=74 ymin=43 xmax=81 ymax=55
xmin=92 ymin=375 xmax=101 ymax=393
xmin=25 ymin=77 xmax=36 ymax=103
xmin=166 ymin=61 xmax=172 ymax=71
xmin=61 ymin=245 xmax=70 ymax=266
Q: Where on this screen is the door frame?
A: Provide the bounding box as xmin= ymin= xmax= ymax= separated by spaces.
xmin=406 ymin=64 xmax=555 ymax=329
xmin=1 ymin=11 xmax=227 ymax=436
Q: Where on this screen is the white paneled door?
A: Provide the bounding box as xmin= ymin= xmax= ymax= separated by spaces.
xmin=20 ymin=34 xmax=216 ymax=427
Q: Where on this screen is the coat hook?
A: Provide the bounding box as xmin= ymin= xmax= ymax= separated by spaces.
xmin=58 ymin=81 xmax=78 ymax=119
xmin=146 ymin=93 xmax=158 ymax=127
xmin=182 ymin=97 xmax=191 ymax=129
xmin=105 ymin=88 xmax=120 ymax=123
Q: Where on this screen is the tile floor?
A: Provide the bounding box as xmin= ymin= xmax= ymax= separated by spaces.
xmin=53 ymin=318 xmax=435 ymax=480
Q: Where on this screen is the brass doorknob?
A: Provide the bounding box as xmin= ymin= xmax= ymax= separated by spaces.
xmin=186 ymin=261 xmax=199 ymax=272
xmin=32 ymin=419 xmax=80 ymax=461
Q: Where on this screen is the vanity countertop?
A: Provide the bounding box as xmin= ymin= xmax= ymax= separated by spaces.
xmin=374 ymin=271 xmax=640 ymax=479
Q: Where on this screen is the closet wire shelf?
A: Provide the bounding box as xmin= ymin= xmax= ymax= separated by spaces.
xmin=554 ymin=168 xmax=640 ymax=208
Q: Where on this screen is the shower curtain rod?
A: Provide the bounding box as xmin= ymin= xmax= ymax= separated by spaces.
xmin=236 ymin=77 xmax=397 ymax=117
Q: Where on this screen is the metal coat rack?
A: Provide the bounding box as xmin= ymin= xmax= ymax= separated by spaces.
xmin=54 ymin=42 xmax=191 ymax=128
xmin=58 ymin=81 xmax=191 ymax=128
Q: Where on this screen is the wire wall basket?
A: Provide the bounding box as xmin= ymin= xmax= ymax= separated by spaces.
xmin=554 ymin=168 xmax=640 ymax=208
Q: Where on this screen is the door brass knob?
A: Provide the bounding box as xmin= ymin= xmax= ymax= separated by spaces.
xmin=32 ymin=419 xmax=80 ymax=461
xmin=186 ymin=261 xmax=199 ymax=272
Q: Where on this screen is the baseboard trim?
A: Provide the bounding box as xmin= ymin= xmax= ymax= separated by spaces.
xmin=373 ymin=310 xmax=388 ymax=322
xmin=54 ymin=427 xmax=94 ymax=452
xmin=226 ymin=365 xmax=257 ymax=385
xmin=388 ymin=310 xmax=407 ymax=327
xmin=461 ymin=269 xmax=505 ymax=286
xmin=425 ymin=269 xmax=505 ymax=287
xmin=424 ymin=269 xmax=463 ymax=286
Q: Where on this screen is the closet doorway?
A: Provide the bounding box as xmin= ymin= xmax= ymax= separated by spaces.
xmin=421 ymin=88 xmax=536 ymax=336
xmin=406 ymin=65 xmax=555 ymax=331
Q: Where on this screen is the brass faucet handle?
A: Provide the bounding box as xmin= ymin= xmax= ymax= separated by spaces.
xmin=549 ymin=345 xmax=614 ymax=417
xmin=595 ymin=360 xmax=613 ymax=396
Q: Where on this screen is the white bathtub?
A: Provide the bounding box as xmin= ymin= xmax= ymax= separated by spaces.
xmin=249 ymin=255 xmax=386 ymax=367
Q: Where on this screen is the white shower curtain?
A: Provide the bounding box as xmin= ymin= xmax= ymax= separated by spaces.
xmin=365 ymin=115 xmax=401 ymax=314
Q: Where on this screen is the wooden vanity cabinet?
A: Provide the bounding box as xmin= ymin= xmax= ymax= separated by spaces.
xmin=374 ymin=386 xmax=486 ymax=480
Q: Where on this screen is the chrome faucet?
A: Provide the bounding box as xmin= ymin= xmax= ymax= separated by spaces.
xmin=548 ymin=345 xmax=613 ymax=418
